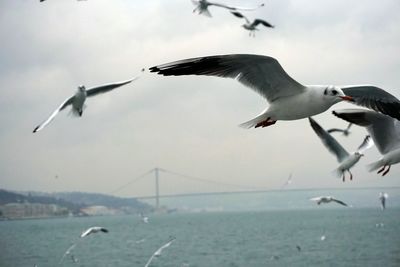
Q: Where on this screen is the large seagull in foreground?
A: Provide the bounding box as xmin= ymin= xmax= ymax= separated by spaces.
xmin=149 ymin=54 xmax=400 ymax=128
xmin=33 ymin=77 xmax=137 ymax=133
xmin=191 ymin=0 xmax=264 ymax=17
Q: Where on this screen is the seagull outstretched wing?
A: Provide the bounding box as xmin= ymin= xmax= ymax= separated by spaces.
xmin=33 ymin=96 xmax=74 ymax=133
xmin=342 ymin=85 xmax=400 ymax=120
xmin=332 ymin=198 xmax=348 ymax=207
xmin=309 ymin=117 xmax=349 ymax=163
xmin=86 ymin=77 xmax=137 ymax=97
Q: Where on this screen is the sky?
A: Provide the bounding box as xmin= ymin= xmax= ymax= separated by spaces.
xmin=0 ymin=0 xmax=399 ymax=198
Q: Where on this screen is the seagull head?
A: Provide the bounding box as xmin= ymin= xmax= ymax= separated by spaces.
xmin=78 ymin=85 xmax=86 ymax=92
xmin=323 ymin=86 xmax=353 ymax=103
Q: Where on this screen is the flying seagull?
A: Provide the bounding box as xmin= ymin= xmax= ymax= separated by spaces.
xmin=144 ymin=238 xmax=176 ymax=267
xmin=33 ymin=77 xmax=137 ymax=133
xmin=80 ymin=226 xmax=109 ymax=238
xmin=191 ymin=0 xmax=264 ymax=17
xmin=231 ymin=11 xmax=274 ymax=37
xmin=327 ymin=123 xmax=352 ymax=136
xmin=59 ymin=243 xmax=77 ymax=264
xmin=379 ymin=192 xmax=388 ymax=210
xmin=309 ymin=117 xmax=373 ymax=181
xmin=280 ymin=173 xmax=292 ymax=189
xmin=149 ymin=54 xmax=400 ymax=128
xmin=333 ymin=109 xmax=400 ymax=176
xmin=310 ymin=196 xmax=348 ymax=207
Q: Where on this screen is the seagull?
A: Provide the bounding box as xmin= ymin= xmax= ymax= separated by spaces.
xmin=149 ymin=54 xmax=400 ymax=128
xmin=327 ymin=123 xmax=352 ymax=136
xmin=59 ymin=243 xmax=77 ymax=264
xmin=310 ymin=196 xmax=348 ymax=207
xmin=191 ymin=0 xmax=264 ymax=17
xmin=379 ymin=192 xmax=388 ymax=210
xmin=280 ymin=173 xmax=292 ymax=189
xmin=80 ymin=226 xmax=109 ymax=238
xmin=309 ymin=117 xmax=373 ymax=181
xmin=144 ymin=238 xmax=176 ymax=267
xmin=230 ymin=11 xmax=274 ymax=37
xmin=33 ymin=77 xmax=137 ymax=133
xmin=333 ymin=109 xmax=400 ymax=176
xmin=139 ymin=213 xmax=149 ymax=223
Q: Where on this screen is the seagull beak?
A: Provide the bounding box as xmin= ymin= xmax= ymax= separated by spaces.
xmin=340 ymin=95 xmax=354 ymax=102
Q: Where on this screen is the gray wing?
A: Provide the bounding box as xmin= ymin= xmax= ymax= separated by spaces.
xmin=309 ymin=117 xmax=349 ymax=162
xmin=33 ymin=96 xmax=74 ymax=133
xmin=210 ymin=1 xmax=264 ymax=11
xmin=342 ymin=85 xmax=400 ymax=120
xmin=333 ymin=109 xmax=400 ymax=154
xmin=253 ymin=19 xmax=274 ymax=28
xmin=231 ymin=11 xmax=250 ymax=24
xmin=149 ymin=54 xmax=306 ymax=102
xmin=86 ymin=77 xmax=137 ymax=98
xmin=356 ymin=135 xmax=374 ymax=153
xmin=332 ymin=198 xmax=348 ymax=207
xmin=326 ymin=128 xmax=345 ymax=134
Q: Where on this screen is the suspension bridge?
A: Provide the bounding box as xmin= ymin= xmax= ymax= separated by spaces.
xmin=109 ymin=168 xmax=399 ymax=210
xmin=110 ymin=167 xmax=274 ymax=209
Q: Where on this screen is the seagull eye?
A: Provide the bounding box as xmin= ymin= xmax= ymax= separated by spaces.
xmin=332 ymin=90 xmax=338 ymax=95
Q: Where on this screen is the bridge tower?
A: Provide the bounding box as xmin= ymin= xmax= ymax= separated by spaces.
xmin=154 ymin=167 xmax=160 ymax=209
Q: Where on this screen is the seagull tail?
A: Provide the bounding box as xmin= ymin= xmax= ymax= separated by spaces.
xmin=367 ymin=159 xmax=384 ymax=172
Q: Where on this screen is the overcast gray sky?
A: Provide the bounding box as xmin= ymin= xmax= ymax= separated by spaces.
xmin=0 ymin=0 xmax=399 ymax=198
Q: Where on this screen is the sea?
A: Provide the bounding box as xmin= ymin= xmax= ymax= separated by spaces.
xmin=1 ymin=207 xmax=399 ymax=267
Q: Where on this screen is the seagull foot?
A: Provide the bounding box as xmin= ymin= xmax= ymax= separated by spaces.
xmin=377 ymin=165 xmax=386 ymax=174
xmin=382 ymin=165 xmax=391 ymax=176
xmin=255 ymin=118 xmax=276 ymax=128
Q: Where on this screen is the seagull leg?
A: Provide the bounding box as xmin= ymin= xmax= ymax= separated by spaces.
xmin=348 ymin=170 xmax=353 ymax=181
xmin=377 ymin=165 xmax=386 ymax=174
xmin=342 ymin=172 xmax=345 ymax=182
xmin=382 ymin=165 xmax=391 ymax=176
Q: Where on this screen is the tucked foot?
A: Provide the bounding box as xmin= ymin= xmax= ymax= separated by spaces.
xmin=382 ymin=165 xmax=391 ymax=176
xmin=255 ymin=118 xmax=277 ymax=128
xmin=377 ymin=165 xmax=386 ymax=174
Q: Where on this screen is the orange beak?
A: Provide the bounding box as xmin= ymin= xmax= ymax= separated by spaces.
xmin=340 ymin=95 xmax=354 ymax=102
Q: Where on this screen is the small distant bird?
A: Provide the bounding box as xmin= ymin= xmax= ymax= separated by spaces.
xmin=310 ymin=196 xmax=348 ymax=207
xmin=144 ymin=238 xmax=176 ymax=267
xmin=327 ymin=123 xmax=352 ymax=136
xmin=320 ymin=235 xmax=326 ymax=241
xmin=333 ymin=109 xmax=400 ymax=176
xmin=80 ymin=226 xmax=109 ymax=238
xmin=33 ymin=77 xmax=137 ymax=133
xmin=309 ymin=117 xmax=373 ymax=181
xmin=150 ymin=54 xmax=400 ymax=129
xmin=191 ymin=0 xmax=264 ymax=17
xmin=140 ymin=213 xmax=149 ymax=223
xmin=379 ymin=192 xmax=389 ymax=210
xmin=59 ymin=243 xmax=77 ymax=264
xmin=231 ymin=11 xmax=274 ymax=37
xmin=280 ymin=173 xmax=292 ymax=189
xmin=296 ymin=245 xmax=301 ymax=252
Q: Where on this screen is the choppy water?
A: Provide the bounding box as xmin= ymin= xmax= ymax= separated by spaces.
xmin=1 ymin=209 xmax=399 ymax=267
